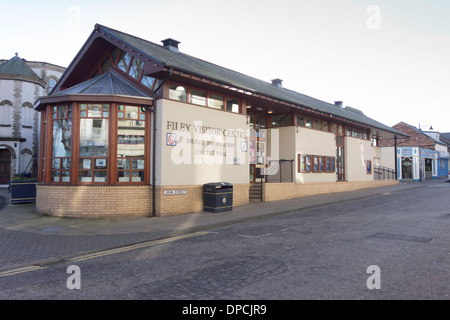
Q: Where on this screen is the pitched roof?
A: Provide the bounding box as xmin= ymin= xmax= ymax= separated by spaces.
xmin=0 ymin=54 xmax=41 ymax=80
xmin=400 ymin=122 xmax=448 ymax=146
xmin=54 ymin=69 xmax=150 ymax=98
xmin=96 ymin=24 xmax=408 ymax=138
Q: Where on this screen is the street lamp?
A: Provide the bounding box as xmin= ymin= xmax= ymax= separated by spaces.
xmin=418 ymin=123 xmax=433 ymax=181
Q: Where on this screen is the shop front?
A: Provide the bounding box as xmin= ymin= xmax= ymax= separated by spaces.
xmin=397 ymin=147 xmax=438 ymax=181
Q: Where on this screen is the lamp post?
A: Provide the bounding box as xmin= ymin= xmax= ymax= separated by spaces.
xmin=418 ymin=123 xmax=433 ymax=181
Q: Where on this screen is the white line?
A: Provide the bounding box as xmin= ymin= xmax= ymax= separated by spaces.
xmin=69 ymin=231 xmax=209 ymax=263
xmin=0 ymin=265 xmax=46 ymax=278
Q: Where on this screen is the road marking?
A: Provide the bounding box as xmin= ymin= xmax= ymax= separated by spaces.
xmin=0 ymin=265 xmax=46 ymax=277
xmin=69 ymin=231 xmax=209 ymax=263
xmin=237 ymin=233 xmax=272 ymax=238
xmin=0 ymin=231 xmax=209 ymax=277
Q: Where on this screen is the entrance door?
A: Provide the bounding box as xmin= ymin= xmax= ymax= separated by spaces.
xmin=425 ymin=158 xmax=433 ymax=179
xmin=0 ymin=149 xmax=11 ymax=184
xmin=401 ymin=156 xmax=413 ymax=179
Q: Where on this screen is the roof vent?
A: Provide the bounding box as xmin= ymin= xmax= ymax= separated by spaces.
xmin=334 ymin=101 xmax=343 ymax=108
xmin=161 ymin=38 xmax=180 ymax=53
xmin=271 ymin=78 xmax=283 ymax=88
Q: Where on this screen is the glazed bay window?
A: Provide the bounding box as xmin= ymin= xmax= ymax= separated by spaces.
xmin=51 ymin=104 xmax=72 ymax=182
xmin=117 ymin=105 xmax=146 ymax=183
xmin=79 ymin=104 xmax=109 ymax=183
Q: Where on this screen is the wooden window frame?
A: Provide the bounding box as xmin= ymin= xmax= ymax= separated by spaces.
xmin=78 ymin=103 xmax=110 ymax=185
xmin=166 ymin=81 xmax=242 ymax=114
xmin=116 ymin=105 xmax=147 ymax=184
xmin=49 ymin=104 xmax=73 ymax=184
xmin=298 ymin=154 xmax=312 ymax=173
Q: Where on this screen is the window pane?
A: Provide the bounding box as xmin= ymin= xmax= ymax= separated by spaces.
xmin=314 ymin=120 xmax=322 ymax=130
xmin=191 ymin=89 xmax=207 ymax=106
xmin=117 ymin=171 xmax=130 ymax=182
xmin=94 ymin=171 xmax=107 ymax=183
xmin=226 ymin=98 xmax=239 ymax=113
xmin=132 ymin=171 xmax=144 ymax=182
xmin=208 ymin=94 xmax=224 ymax=110
xmin=297 ymin=115 xmax=305 ymax=127
xmin=141 ymin=75 xmax=155 ymax=89
xmin=52 ymin=119 xmax=72 ymax=157
xmin=271 ymin=114 xmax=291 ymax=127
xmin=306 ymin=156 xmax=311 ymax=172
xmin=169 ymin=84 xmax=187 ymax=102
xmin=79 ymin=171 xmax=93 ymax=183
xmin=79 ymin=119 xmax=109 ymax=157
xmin=87 ymin=104 xmax=102 ymax=117
xmin=117 ymin=120 xmax=145 ymax=157
xmin=322 ymin=121 xmax=329 ymax=131
xmin=129 ymin=58 xmax=143 ymax=80
xmin=125 ymin=106 xmax=139 ymax=119
xmin=118 ymin=51 xmax=132 ymax=73
xmin=305 ymin=118 xmax=313 ymax=128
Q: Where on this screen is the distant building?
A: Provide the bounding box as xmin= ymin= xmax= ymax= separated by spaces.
xmin=379 ymin=122 xmax=450 ymax=181
xmin=0 ymin=54 xmax=65 ymax=185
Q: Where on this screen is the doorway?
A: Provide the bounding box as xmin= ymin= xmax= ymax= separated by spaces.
xmin=401 ymin=156 xmax=413 ymax=179
xmin=0 ymin=149 xmax=11 ymax=184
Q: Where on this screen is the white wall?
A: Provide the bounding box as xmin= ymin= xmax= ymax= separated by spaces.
xmin=156 ymin=99 xmax=250 ymax=186
xmin=295 ymin=127 xmax=336 ymax=183
xmin=345 ymin=137 xmax=374 ymax=181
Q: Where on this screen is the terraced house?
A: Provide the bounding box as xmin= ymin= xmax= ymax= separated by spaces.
xmin=34 ymin=24 xmax=407 ymax=218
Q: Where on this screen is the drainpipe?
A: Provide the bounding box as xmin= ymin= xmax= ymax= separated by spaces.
xmin=394 ymin=135 xmax=398 ymax=180
xmin=149 ymin=69 xmax=172 ymax=217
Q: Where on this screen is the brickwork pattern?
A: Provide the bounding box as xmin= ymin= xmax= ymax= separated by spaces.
xmin=263 ymin=180 xmax=399 ymax=202
xmin=36 ymin=183 xmax=250 ymax=218
xmin=379 ymin=122 xmax=436 ymax=149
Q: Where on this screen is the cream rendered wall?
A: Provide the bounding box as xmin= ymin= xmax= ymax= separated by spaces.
xmin=156 ymin=99 xmax=250 ymax=186
xmin=345 ymin=137 xmax=374 ymax=181
xmin=295 ymin=127 xmax=336 ymax=183
xmin=380 ymin=147 xmax=395 ymax=169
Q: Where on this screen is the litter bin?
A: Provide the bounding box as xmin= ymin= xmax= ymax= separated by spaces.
xmin=203 ymin=182 xmax=233 ymax=213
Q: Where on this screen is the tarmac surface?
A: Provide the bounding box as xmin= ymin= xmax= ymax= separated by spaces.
xmin=0 ymin=179 xmax=447 ymax=272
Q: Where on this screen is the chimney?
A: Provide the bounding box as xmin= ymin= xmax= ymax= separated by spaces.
xmin=271 ymin=78 xmax=283 ymax=88
xmin=334 ymin=101 xmax=343 ymax=108
xmin=161 ymin=38 xmax=180 ymax=53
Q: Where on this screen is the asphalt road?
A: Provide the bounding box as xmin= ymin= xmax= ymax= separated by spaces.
xmin=1 ymin=182 xmax=449 ymax=301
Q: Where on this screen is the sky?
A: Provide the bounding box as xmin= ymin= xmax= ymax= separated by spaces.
xmin=1 ymin=0 xmax=449 ymax=132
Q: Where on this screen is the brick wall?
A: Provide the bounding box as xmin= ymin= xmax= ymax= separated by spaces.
xmin=36 ymin=183 xmax=250 ymax=218
xmin=379 ymin=122 xmax=436 ymax=149
xmin=263 ymin=180 xmax=399 ymax=202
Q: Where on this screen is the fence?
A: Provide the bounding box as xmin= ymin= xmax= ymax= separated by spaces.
xmin=373 ymin=165 xmax=396 ymax=180
xmin=265 ymin=159 xmax=294 ymax=183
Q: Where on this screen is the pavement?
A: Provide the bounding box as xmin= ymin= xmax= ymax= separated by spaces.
xmin=0 ymin=178 xmax=448 ymax=272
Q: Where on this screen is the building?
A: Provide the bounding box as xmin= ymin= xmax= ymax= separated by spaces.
xmin=379 ymin=122 xmax=450 ymax=181
xmin=34 ymin=24 xmax=407 ymax=218
xmin=0 ymin=54 xmax=65 ymax=185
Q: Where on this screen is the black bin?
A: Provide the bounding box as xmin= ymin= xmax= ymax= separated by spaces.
xmin=203 ymin=182 xmax=233 ymax=213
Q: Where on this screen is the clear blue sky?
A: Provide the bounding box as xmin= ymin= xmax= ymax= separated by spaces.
xmin=2 ymin=0 xmax=449 ymax=132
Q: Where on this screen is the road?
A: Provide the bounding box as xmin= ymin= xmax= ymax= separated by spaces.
xmin=1 ymin=182 xmax=449 ymax=301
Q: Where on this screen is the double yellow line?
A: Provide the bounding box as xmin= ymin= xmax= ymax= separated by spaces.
xmin=0 ymin=231 xmax=208 ymax=277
